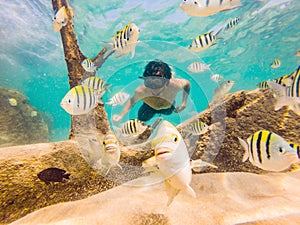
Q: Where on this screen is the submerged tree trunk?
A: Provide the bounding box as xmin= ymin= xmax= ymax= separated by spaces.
xmin=51 ymin=0 xmax=111 ymax=138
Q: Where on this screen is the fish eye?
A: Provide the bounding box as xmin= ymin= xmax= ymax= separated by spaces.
xmin=278 ymin=147 xmax=284 ymax=153
xmin=129 ymin=28 xmax=132 ymax=32
xmin=103 ymin=141 xmax=105 ymax=145
xmin=68 ymin=99 xmax=71 ymax=103
xmin=194 ymin=1 xmax=198 ymax=4
xmin=172 ymin=134 xmax=178 ymax=143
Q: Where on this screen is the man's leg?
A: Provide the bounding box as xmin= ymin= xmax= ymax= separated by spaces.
xmin=138 ymin=103 xmax=156 ymax=122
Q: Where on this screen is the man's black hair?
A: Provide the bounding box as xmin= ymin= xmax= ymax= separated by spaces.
xmin=142 ymin=60 xmax=172 ymax=80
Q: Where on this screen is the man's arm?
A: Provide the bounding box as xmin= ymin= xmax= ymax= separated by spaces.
xmin=174 ymin=79 xmax=190 ymax=113
xmin=112 ymin=88 xmax=142 ymax=122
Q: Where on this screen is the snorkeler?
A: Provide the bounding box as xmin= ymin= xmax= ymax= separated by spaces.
xmin=112 ymin=60 xmax=190 ymax=122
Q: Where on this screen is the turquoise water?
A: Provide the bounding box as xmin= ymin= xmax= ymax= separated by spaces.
xmin=1 ymin=0 xmax=300 ymax=142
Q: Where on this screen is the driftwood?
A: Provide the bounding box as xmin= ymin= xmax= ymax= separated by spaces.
xmin=51 ymin=0 xmax=112 ymax=139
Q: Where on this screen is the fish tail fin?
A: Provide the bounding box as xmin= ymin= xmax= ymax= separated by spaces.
xmin=238 ymin=137 xmax=249 ymax=162
xmin=130 ymin=49 xmax=136 ymax=59
xmin=106 ymin=100 xmax=113 ymax=105
xmin=63 ymin=173 xmax=71 ymax=179
xmin=208 ymin=24 xmax=225 ymax=37
xmin=99 ymin=41 xmax=113 ymax=49
xmin=105 ymin=83 xmax=112 ymax=92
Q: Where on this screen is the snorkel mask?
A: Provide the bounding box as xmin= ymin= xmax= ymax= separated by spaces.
xmin=139 ymin=76 xmax=169 ymax=89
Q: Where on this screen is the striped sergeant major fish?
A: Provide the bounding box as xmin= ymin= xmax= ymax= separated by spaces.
xmin=187 ymin=62 xmax=211 ymax=73
xmin=188 ymin=119 xmax=209 ymax=135
xmin=267 ymin=65 xmax=300 ymax=116
xmin=257 ymin=68 xmax=299 ymax=89
xmin=180 ymin=0 xmax=242 ymax=17
xmin=106 ymin=92 xmax=130 ymax=106
xmin=82 ymin=77 xmax=111 ymax=94
xmin=288 ymin=142 xmax=300 ymax=159
xmin=114 ymin=119 xmax=149 ymax=137
xmin=238 ymin=130 xmax=299 ymax=172
xmin=224 ymin=16 xmax=241 ymax=31
xmin=81 ymin=58 xmax=96 ymax=73
xmin=100 ymin=23 xmax=140 ymax=58
xmin=257 ymin=74 xmax=294 ymax=89
xmin=60 ymin=85 xmax=102 ymax=115
xmin=271 ymin=59 xmax=281 ymax=68
xmin=189 ymin=32 xmax=217 ymax=52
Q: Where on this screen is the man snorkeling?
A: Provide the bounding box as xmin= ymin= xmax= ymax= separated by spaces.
xmin=113 ymin=60 xmax=190 ymax=122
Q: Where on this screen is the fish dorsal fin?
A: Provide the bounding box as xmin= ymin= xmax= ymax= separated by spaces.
xmin=238 ymin=137 xmax=249 ymax=162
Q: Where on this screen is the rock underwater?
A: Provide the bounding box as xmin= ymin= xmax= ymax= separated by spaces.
xmin=1 ymin=88 xmax=300 ymax=224
xmin=0 ymin=86 xmax=49 ymax=147
xmin=10 ymin=171 xmax=300 ymax=225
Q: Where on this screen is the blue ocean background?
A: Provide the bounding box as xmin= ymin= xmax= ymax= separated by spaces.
xmin=1 ymin=0 xmax=300 ymax=142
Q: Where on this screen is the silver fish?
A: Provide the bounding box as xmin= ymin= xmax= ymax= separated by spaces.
xmin=107 ymin=92 xmax=130 ymax=106
xmin=212 ymin=80 xmax=235 ymax=101
xmin=267 ymin=66 xmax=300 ymax=116
xmin=188 ymin=62 xmax=211 ymax=73
xmin=81 ymin=58 xmax=96 ymax=72
xmin=100 ymin=131 xmax=122 ymax=175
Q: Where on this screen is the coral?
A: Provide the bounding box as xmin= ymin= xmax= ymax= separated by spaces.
xmin=0 ymin=86 xmax=49 ymax=147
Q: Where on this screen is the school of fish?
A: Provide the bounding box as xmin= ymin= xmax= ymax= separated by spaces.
xmin=54 ymin=1 xmax=300 ymax=206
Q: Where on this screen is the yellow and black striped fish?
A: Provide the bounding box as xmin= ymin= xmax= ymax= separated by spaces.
xmin=224 ymin=16 xmax=241 ymax=31
xmin=60 ymin=85 xmax=100 ymax=115
xmin=82 ymin=77 xmax=111 ymax=93
xmin=267 ymin=66 xmax=300 ymax=115
xmin=257 ymin=73 xmax=294 ymax=89
xmin=270 ymin=59 xmax=281 ymax=68
xmin=238 ymin=130 xmax=299 ymax=172
xmin=81 ymin=58 xmax=96 ymax=72
xmin=188 ymin=119 xmax=209 ymax=135
xmin=115 ymin=119 xmax=149 ymax=137
xmin=101 ymin=23 xmax=140 ymax=58
xmin=189 ymin=32 xmax=217 ymax=52
xmin=288 ymin=142 xmax=300 ymax=159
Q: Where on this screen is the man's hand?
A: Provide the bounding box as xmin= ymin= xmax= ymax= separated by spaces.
xmin=112 ymin=114 xmax=123 ymax=123
xmin=174 ymin=104 xmax=186 ymax=113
